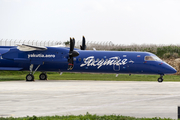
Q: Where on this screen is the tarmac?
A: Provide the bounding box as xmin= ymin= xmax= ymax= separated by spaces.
xmin=0 ymin=80 xmax=180 ymax=119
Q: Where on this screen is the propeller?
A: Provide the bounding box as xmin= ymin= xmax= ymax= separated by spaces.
xmin=80 ymin=36 xmax=86 ymax=50
xmin=68 ymin=38 xmax=79 ymax=70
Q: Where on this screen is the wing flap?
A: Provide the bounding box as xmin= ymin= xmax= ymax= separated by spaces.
xmin=17 ymin=44 xmax=47 ymax=51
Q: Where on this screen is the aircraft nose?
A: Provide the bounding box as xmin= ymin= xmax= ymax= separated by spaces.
xmin=167 ymin=66 xmax=177 ymax=74
xmin=162 ymin=62 xmax=177 ymax=74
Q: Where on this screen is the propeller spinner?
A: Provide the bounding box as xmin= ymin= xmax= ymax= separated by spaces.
xmin=68 ymin=38 xmax=79 ymax=70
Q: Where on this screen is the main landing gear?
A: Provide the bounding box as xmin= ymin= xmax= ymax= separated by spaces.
xmin=39 ymin=73 xmax=47 ymax=80
xmin=26 ymin=74 xmax=34 ymax=81
xmin=157 ymin=75 xmax=164 ymax=83
xmin=26 ymin=64 xmax=47 ymax=81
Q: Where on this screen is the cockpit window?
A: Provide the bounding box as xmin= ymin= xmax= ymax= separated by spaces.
xmin=144 ymin=56 xmax=162 ymax=61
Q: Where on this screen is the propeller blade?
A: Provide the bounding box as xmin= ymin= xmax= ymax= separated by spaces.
xmin=70 ymin=38 xmax=73 ymax=52
xmin=80 ymin=36 xmax=86 ymax=50
xmin=68 ymin=56 xmax=74 ymax=70
xmin=82 ymin=36 xmax=85 ymax=47
xmin=68 ymin=37 xmax=79 ymax=70
xmin=73 ymin=38 xmax=75 ymax=49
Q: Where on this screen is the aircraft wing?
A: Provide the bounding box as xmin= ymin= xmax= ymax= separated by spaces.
xmin=17 ymin=44 xmax=47 ymax=51
xmin=0 ymin=48 xmax=10 ymax=55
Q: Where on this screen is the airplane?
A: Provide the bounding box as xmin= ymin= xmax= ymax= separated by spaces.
xmin=0 ymin=36 xmax=177 ymax=82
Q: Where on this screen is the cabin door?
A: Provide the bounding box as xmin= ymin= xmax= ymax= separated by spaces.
xmin=113 ymin=58 xmax=120 ymax=71
xmin=113 ymin=64 xmax=120 ymax=71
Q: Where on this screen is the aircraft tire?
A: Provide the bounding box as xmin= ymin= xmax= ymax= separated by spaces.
xmin=157 ymin=78 xmax=163 ymax=83
xmin=26 ymin=74 xmax=34 ymax=81
xmin=39 ymin=73 xmax=47 ymax=80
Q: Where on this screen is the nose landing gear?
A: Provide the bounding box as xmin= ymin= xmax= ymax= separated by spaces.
xmin=157 ymin=75 xmax=164 ymax=83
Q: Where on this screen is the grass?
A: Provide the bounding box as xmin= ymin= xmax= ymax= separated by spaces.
xmin=0 ymin=71 xmax=179 ymax=82
xmin=0 ymin=113 xmax=173 ymax=120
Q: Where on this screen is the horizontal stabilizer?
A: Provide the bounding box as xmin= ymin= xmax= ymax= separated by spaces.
xmin=0 ymin=67 xmax=23 ymax=71
xmin=17 ymin=44 xmax=47 ymax=51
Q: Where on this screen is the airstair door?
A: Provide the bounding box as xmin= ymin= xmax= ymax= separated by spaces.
xmin=113 ymin=58 xmax=120 ymax=71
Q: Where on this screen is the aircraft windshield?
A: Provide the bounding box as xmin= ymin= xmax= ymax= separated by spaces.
xmin=144 ymin=56 xmax=162 ymax=61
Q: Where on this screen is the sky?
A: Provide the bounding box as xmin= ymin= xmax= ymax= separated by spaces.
xmin=0 ymin=0 xmax=180 ymax=45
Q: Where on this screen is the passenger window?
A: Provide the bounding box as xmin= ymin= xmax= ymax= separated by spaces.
xmin=78 ymin=58 xmax=81 ymax=61
xmin=73 ymin=58 xmax=76 ymax=61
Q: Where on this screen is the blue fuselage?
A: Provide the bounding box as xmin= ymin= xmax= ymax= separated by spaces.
xmin=0 ymin=46 xmax=176 ymax=75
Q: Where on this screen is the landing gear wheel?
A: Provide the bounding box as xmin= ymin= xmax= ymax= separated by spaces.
xmin=39 ymin=73 xmax=47 ymax=80
xmin=26 ymin=74 xmax=34 ymax=81
xmin=158 ymin=77 xmax=163 ymax=83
